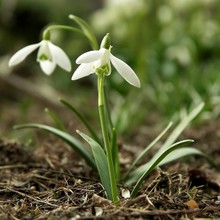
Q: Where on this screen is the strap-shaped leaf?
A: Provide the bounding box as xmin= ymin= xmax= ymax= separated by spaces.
xmin=130 ymin=139 xmax=194 ymax=197
xmin=14 ymin=124 xmax=96 ymax=169
xmin=126 ymin=102 xmax=205 ymax=185
xmin=77 ymin=130 xmax=113 ymax=200
xmin=60 ymin=99 xmax=101 ymax=145
xmin=158 ymin=102 xmax=204 ymax=154
xmin=111 ymin=128 xmax=120 ymax=181
xmin=44 ymin=108 xmax=66 ymax=131
xmin=124 ymin=122 xmax=172 ymax=180
xmin=158 ymin=148 xmax=218 ymax=168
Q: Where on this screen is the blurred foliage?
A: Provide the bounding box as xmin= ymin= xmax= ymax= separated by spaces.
xmin=0 ymin=0 xmax=102 ymax=91
xmin=92 ymin=0 xmax=220 ymax=121
xmin=1 ymin=0 xmax=220 ymax=132
xmin=92 ymin=0 xmax=220 ymax=79
xmin=0 ymin=0 xmax=101 ymax=50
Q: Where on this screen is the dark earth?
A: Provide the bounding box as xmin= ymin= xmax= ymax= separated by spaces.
xmin=0 ymin=77 xmax=220 ymax=220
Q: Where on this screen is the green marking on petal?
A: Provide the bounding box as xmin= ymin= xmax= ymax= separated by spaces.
xmin=95 ymin=63 xmax=111 ymax=76
xmin=39 ymin=54 xmax=49 ymax=61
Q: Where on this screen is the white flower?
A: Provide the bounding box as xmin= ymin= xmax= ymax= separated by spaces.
xmin=72 ymin=48 xmax=140 ymax=88
xmin=9 ymin=40 xmax=71 ymax=75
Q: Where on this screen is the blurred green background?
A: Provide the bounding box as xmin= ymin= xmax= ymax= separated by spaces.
xmin=1 ymin=0 xmax=220 ymax=136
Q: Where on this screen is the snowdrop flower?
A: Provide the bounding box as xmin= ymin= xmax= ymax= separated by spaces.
xmin=72 ymin=34 xmax=140 ymax=88
xmin=9 ymin=40 xmax=71 ymax=75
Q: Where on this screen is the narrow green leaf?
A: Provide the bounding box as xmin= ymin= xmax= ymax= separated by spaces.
xmin=130 ymin=139 xmax=194 ymax=197
xmin=104 ymin=87 xmax=114 ymax=131
xmin=77 ymin=130 xmax=113 ymax=200
xmin=44 ymin=108 xmax=66 ymax=131
xmin=158 ymin=148 xmax=203 ymax=166
xmin=111 ymin=128 xmax=120 ymax=181
xmin=14 ymin=124 xmax=96 ymax=169
xmin=68 ymin=14 xmax=98 ymax=50
xmin=158 ymin=102 xmax=204 ymax=154
xmin=124 ymin=122 xmax=172 ymax=180
xmin=158 ymin=148 xmax=218 ymax=169
xmin=126 ymin=103 xmax=205 ymax=185
xmin=127 ymin=140 xmax=194 ymax=185
xmin=60 ymin=99 xmax=102 ymax=145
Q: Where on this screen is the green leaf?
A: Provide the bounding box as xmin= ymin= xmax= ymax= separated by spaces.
xmin=14 ymin=124 xmax=96 ymax=169
xmin=158 ymin=102 xmax=204 ymax=154
xmin=158 ymin=148 xmax=218 ymax=169
xmin=44 ymin=108 xmax=66 ymax=132
xmin=59 ymin=99 xmax=102 ymax=146
xmin=126 ymin=140 xmax=194 ymax=186
xmin=77 ymin=130 xmax=113 ymax=200
xmin=68 ymin=14 xmax=98 ymax=50
xmin=104 ymin=87 xmax=114 ymax=133
xmin=111 ymin=128 xmax=120 ymax=181
xmin=130 ymin=139 xmax=194 ymax=197
xmin=126 ymin=103 xmax=205 ymax=186
xmin=124 ymin=122 xmax=172 ymax=180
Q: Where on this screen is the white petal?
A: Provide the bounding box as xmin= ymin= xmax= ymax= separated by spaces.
xmin=94 ymin=48 xmax=110 ymax=68
xmin=71 ymin=63 xmax=93 ymax=80
xmin=37 ymin=40 xmax=51 ymax=60
xmin=110 ymin=54 xmax=141 ymax=88
xmin=39 ymin=60 xmax=56 ymax=75
xmin=76 ymin=50 xmax=102 ymax=64
xmin=121 ymin=188 xmax=131 ymax=199
xmin=48 ymin=41 xmax=71 ymax=72
xmin=9 ymin=43 xmax=41 ymax=66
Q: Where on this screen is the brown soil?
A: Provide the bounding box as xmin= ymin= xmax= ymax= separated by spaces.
xmin=0 ymin=118 xmax=220 ymax=220
xmin=0 ymin=80 xmax=219 ymax=219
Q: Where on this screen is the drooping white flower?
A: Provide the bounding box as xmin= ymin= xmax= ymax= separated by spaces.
xmin=9 ymin=40 xmax=71 ymax=75
xmin=72 ymin=48 xmax=140 ymax=88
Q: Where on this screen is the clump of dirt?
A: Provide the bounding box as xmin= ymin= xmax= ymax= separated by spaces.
xmin=0 ymin=117 xmax=219 ymax=220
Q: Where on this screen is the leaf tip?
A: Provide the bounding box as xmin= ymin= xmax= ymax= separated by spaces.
xmin=68 ymin=14 xmax=75 ymax=20
xmin=13 ymin=125 xmax=18 ymax=130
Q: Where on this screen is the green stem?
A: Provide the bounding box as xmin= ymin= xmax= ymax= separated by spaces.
xmin=104 ymin=87 xmax=114 ymax=133
xmin=42 ymin=25 xmax=84 ymax=40
xmin=69 ymin=14 xmax=98 ymax=50
xmin=98 ymin=74 xmax=119 ymax=203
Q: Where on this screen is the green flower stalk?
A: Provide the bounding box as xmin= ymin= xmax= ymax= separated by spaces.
xmin=98 ymin=73 xmax=119 ymax=203
xmin=72 ymin=34 xmax=140 ymax=203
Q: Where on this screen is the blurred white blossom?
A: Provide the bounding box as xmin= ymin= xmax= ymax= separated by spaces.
xmin=72 ymin=48 xmax=140 ymax=88
xmin=9 ymin=40 xmax=71 ymax=75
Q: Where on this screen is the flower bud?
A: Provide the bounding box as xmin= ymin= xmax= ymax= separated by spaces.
xmin=100 ymin=33 xmax=111 ymax=49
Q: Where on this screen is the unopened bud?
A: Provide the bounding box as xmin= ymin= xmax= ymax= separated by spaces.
xmin=100 ymin=33 xmax=111 ymax=49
